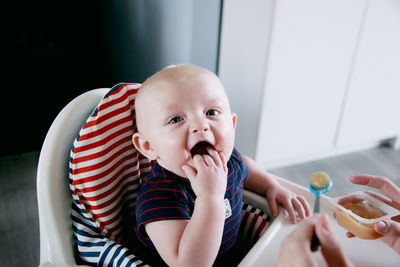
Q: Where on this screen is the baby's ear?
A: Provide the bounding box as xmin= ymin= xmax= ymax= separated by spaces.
xmin=132 ymin=133 xmax=157 ymax=160
xmin=231 ymin=113 xmax=237 ymax=129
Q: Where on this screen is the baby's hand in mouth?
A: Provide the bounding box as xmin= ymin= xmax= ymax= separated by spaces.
xmin=206 ymin=147 xmax=227 ymax=168
xmin=182 ymin=147 xmax=228 ymax=198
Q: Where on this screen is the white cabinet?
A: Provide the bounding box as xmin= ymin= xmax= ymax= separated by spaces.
xmin=219 ymin=0 xmax=400 ymax=168
xmin=336 ymin=0 xmax=400 ymax=147
xmin=255 ymin=0 xmax=366 ymax=167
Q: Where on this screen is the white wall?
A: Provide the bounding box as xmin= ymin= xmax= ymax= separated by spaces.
xmin=256 ymin=0 xmax=366 ymax=166
xmin=336 ymin=0 xmax=400 ymax=147
xmin=219 ymin=0 xmax=275 ymax=158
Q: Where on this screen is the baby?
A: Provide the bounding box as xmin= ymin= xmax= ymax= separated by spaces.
xmin=132 ymin=64 xmax=310 ymax=266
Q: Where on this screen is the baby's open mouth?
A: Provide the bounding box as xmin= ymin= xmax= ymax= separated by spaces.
xmin=190 ymin=141 xmax=213 ymax=157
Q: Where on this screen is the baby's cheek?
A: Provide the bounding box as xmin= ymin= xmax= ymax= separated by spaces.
xmin=217 ymin=128 xmax=235 ymax=156
xmin=158 ymin=139 xmax=185 ymax=160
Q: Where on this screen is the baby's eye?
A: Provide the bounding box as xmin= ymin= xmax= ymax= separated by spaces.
xmin=206 ymin=109 xmax=219 ymax=116
xmin=168 ymin=116 xmax=183 ymax=124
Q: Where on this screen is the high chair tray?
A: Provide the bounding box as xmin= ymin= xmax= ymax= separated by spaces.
xmin=240 ymin=177 xmax=400 ymax=267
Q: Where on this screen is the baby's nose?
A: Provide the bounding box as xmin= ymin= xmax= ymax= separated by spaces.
xmin=190 ymin=119 xmax=209 ymax=133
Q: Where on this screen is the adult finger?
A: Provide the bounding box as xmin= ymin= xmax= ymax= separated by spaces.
xmin=290 ymin=215 xmax=316 ymax=239
xmin=278 ymin=216 xmax=318 ymax=267
xmin=315 ymin=214 xmax=336 ymax=245
xmin=364 ymin=190 xmax=394 ymax=207
xmin=315 ymin=215 xmax=351 ymax=266
xmin=349 ymin=174 xmax=383 ymax=186
xmin=373 ymin=220 xmax=400 ymax=253
xmin=373 ymin=220 xmax=400 ymax=237
xmin=349 ymin=175 xmax=400 ymax=203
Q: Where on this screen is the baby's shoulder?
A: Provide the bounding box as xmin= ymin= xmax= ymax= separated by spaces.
xmin=228 ymin=148 xmax=247 ymax=167
xmin=137 ymin=173 xmax=190 ymax=207
xmin=139 ymin=164 xmax=185 ymax=192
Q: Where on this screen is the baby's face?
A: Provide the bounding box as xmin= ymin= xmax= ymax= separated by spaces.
xmin=134 ymin=74 xmax=237 ymax=177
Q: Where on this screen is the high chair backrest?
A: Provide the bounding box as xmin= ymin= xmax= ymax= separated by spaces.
xmin=37 ymin=83 xmax=271 ymax=267
xmin=69 ymin=83 xmax=151 ymax=238
xmin=69 ymin=83 xmax=152 ymax=266
xmin=37 ymin=88 xmax=109 ymax=266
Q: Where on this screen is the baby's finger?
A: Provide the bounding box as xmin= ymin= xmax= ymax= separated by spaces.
xmin=219 ymin=152 xmax=228 ymax=173
xmin=206 ymin=147 xmax=221 ymax=166
xmin=297 ymin=196 xmax=311 ymax=217
xmin=202 ymin=154 xmax=214 ymax=167
xmin=181 ymin=165 xmax=196 ymax=181
xmin=292 ymin=198 xmax=306 ymax=220
xmin=267 ymin=197 xmax=279 ymax=217
xmin=283 ymin=200 xmax=297 ymax=224
xmin=193 ymin=154 xmax=207 ymax=167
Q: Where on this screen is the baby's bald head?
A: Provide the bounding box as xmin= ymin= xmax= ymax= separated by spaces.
xmin=135 ymin=64 xmax=228 ymax=132
xmin=137 ymin=64 xmax=221 ymax=98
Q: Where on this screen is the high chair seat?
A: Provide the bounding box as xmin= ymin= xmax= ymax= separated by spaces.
xmin=37 ymin=83 xmax=271 ymax=267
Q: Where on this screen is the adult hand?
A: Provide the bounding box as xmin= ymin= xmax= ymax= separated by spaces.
xmin=278 ymin=214 xmax=352 ymax=267
xmin=347 ymin=175 xmax=400 ymax=254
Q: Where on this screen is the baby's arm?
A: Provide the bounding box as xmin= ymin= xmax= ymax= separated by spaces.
xmin=243 ymin=155 xmax=310 ymax=224
xmin=145 ymin=149 xmax=227 ymax=266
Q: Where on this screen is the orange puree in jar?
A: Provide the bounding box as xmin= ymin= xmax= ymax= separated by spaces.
xmin=336 ymin=202 xmax=385 ymax=240
xmin=342 ymin=202 xmax=385 ymax=219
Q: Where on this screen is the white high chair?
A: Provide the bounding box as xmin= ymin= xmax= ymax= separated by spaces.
xmin=37 ymin=89 xmax=108 ymax=266
xmin=36 ymin=85 xmax=271 ymax=267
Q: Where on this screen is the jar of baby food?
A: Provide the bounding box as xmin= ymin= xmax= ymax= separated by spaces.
xmin=331 ymin=191 xmax=400 ymax=240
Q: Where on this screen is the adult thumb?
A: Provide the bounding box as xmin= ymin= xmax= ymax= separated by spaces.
xmin=374 ymin=220 xmax=400 ymax=236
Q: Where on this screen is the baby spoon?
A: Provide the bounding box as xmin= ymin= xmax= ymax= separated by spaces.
xmin=309 ymin=172 xmax=332 ymax=251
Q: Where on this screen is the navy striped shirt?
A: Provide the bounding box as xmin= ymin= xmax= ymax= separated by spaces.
xmin=134 ymin=149 xmax=249 ymax=265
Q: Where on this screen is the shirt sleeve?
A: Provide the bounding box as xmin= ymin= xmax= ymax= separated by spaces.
xmin=231 ymin=148 xmax=250 ymax=184
xmin=135 ymin=180 xmax=191 ymax=244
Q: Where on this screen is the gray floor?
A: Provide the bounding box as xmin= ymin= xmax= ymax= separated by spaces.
xmin=0 ymin=151 xmax=40 ymax=267
xmin=0 ymin=146 xmax=399 ymax=267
